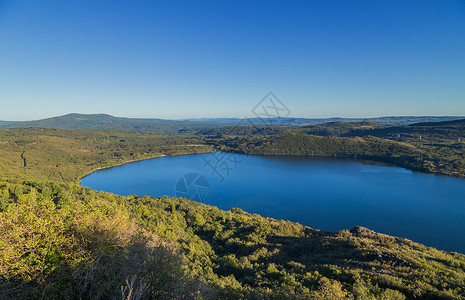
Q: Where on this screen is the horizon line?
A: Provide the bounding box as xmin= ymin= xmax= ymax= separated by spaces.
xmin=2 ymin=113 xmax=465 ymax=123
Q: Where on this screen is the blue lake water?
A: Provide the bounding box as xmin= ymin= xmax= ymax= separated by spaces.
xmin=81 ymin=152 xmax=465 ymax=253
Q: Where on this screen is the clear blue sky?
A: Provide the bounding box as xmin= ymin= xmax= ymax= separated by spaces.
xmin=1 ymin=0 xmax=464 ymax=120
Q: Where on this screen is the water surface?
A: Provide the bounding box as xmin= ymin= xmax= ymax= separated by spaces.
xmin=81 ymin=153 xmax=465 ymax=253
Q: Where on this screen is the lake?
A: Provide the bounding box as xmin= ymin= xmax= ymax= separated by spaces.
xmin=81 ymin=152 xmax=465 ymax=253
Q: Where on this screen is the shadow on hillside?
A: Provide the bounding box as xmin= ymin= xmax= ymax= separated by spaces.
xmin=0 ymin=242 xmax=214 ymax=300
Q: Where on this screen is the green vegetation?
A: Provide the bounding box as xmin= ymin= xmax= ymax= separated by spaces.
xmin=2 ymin=179 xmax=465 ymax=299
xmin=201 ymin=119 xmax=465 ymax=178
xmin=1 ymin=124 xmax=465 ymax=299
xmin=124 ymin=194 xmax=465 ymax=299
xmin=6 ymin=113 xmax=213 ymax=134
xmin=208 ymin=134 xmax=443 ymax=175
xmin=0 ymin=180 xmax=212 ymax=299
xmin=303 ymin=121 xmax=386 ymax=137
xmin=0 ymin=128 xmax=213 ymax=182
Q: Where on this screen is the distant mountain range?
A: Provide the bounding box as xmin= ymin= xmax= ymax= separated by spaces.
xmin=1 ymin=114 xmax=464 ymax=132
xmin=1 ymin=113 xmax=211 ymax=133
xmin=186 ymin=116 xmax=465 ymax=126
xmin=0 ymin=121 xmax=16 ymax=126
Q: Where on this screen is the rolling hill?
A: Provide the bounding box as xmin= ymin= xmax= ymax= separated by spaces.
xmin=4 ymin=114 xmax=465 ymax=132
xmin=186 ymin=116 xmax=465 ymax=126
xmin=0 ymin=121 xmax=16 ymax=126
xmin=342 ymin=118 xmax=465 ymax=140
xmin=6 ymin=113 xmax=212 ymax=133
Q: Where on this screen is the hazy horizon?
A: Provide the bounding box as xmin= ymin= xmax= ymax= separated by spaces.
xmin=1 ymin=1 xmax=464 ymax=120
xmin=2 ymin=112 xmax=465 ymax=123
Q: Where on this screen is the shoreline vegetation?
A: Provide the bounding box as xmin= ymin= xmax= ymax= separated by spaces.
xmin=1 ymin=126 xmax=465 ymax=298
xmin=77 ymin=154 xmax=168 ymax=183
xmin=200 ymin=120 xmax=465 ymax=179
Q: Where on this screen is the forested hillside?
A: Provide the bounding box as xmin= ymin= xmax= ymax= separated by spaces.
xmin=193 ymin=118 xmax=465 ymax=178
xmin=208 ymin=134 xmax=465 ymax=178
xmin=6 ymin=114 xmax=212 ymax=133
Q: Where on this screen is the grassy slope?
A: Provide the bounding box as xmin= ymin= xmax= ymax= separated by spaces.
xmin=1 ymin=128 xmax=465 ymax=299
xmin=0 ymin=128 xmax=213 ymax=182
